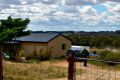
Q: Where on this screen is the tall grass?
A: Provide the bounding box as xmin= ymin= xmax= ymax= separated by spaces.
xmin=3 ymin=60 xmax=68 ymax=80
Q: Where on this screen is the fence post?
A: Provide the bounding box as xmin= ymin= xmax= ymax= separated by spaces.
xmin=67 ymin=51 xmax=76 ymax=80
xmin=0 ymin=51 xmax=3 ymax=80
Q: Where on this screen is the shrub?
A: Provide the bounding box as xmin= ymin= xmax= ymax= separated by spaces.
xmin=98 ymin=50 xmax=120 ymax=61
xmin=106 ymin=52 xmax=120 ymax=61
xmin=15 ymin=48 xmax=26 ymax=62
xmin=25 ymin=50 xmax=38 ymax=60
xmin=98 ymin=50 xmax=112 ymax=60
xmin=25 ymin=54 xmax=33 ymax=60
xmin=38 ymin=51 xmax=51 ymax=61
xmin=97 ymin=50 xmax=120 ymax=66
xmin=54 ymin=55 xmax=65 ymax=59
xmin=25 ymin=50 xmax=51 ymax=61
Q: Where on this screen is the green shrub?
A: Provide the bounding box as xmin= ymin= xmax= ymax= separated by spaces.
xmin=25 ymin=54 xmax=33 ymax=60
xmin=25 ymin=50 xmax=38 ymax=60
xmin=98 ymin=50 xmax=112 ymax=60
xmin=38 ymin=51 xmax=51 ymax=61
xmin=97 ymin=50 xmax=120 ymax=66
xmin=106 ymin=52 xmax=120 ymax=61
xmin=54 ymin=55 xmax=65 ymax=59
xmin=98 ymin=50 xmax=120 ymax=61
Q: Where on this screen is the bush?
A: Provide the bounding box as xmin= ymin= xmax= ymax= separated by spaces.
xmin=106 ymin=52 xmax=120 ymax=61
xmin=38 ymin=51 xmax=51 ymax=61
xmin=15 ymin=48 xmax=26 ymax=62
xmin=25 ymin=50 xmax=51 ymax=61
xmin=98 ymin=50 xmax=120 ymax=61
xmin=98 ymin=50 xmax=112 ymax=60
xmin=25 ymin=54 xmax=33 ymax=60
xmin=97 ymin=50 xmax=120 ymax=66
xmin=54 ymin=55 xmax=65 ymax=59
xmin=25 ymin=50 xmax=38 ymax=60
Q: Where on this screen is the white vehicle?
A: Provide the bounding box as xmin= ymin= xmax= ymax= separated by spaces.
xmin=66 ymin=45 xmax=89 ymax=57
xmin=2 ymin=52 xmax=10 ymax=60
xmin=70 ymin=45 xmax=89 ymax=52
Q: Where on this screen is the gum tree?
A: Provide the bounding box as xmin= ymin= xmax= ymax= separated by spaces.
xmin=0 ymin=16 xmax=31 ymax=60
xmin=0 ymin=16 xmax=31 ymax=79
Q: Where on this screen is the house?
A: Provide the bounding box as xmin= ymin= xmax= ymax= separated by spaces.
xmin=15 ymin=33 xmax=72 ymax=58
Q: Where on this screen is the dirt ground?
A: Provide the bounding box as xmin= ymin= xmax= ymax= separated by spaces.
xmin=50 ymin=60 xmax=120 ymax=80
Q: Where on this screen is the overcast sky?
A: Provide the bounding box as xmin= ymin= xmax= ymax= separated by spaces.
xmin=0 ymin=0 xmax=120 ymax=31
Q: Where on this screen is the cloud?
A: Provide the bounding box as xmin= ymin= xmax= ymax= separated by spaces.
xmin=0 ymin=0 xmax=35 ymax=5
xmin=111 ymin=5 xmax=120 ymax=13
xmin=60 ymin=6 xmax=79 ymax=13
xmin=0 ymin=0 xmax=120 ymax=31
xmin=109 ymin=0 xmax=120 ymax=3
xmin=65 ymin=0 xmax=120 ymax=6
xmin=65 ymin=0 xmax=96 ymax=5
xmin=0 ymin=0 xmax=21 ymax=5
xmin=39 ymin=0 xmax=58 ymax=4
xmin=79 ymin=6 xmax=97 ymax=15
xmin=0 ymin=9 xmax=17 ymax=14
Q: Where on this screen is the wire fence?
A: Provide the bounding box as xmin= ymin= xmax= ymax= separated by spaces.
xmin=68 ymin=56 xmax=120 ymax=80
xmin=2 ymin=54 xmax=120 ymax=80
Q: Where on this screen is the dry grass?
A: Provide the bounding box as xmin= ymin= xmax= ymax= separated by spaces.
xmin=3 ymin=60 xmax=68 ymax=80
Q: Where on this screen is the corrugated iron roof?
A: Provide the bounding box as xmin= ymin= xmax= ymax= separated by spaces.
xmin=16 ymin=33 xmax=61 ymax=42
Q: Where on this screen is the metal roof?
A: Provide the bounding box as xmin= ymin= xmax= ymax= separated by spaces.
xmin=16 ymin=33 xmax=61 ymax=43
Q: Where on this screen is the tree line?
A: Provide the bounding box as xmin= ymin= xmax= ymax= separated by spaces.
xmin=66 ymin=32 xmax=120 ymax=48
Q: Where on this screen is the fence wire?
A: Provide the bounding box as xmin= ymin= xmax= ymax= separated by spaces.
xmin=75 ymin=58 xmax=120 ymax=80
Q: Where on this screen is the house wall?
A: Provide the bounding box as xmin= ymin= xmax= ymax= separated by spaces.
xmin=20 ymin=42 xmax=48 ymax=56
xmin=48 ymin=35 xmax=71 ymax=58
xmin=20 ymin=35 xmax=71 ymax=58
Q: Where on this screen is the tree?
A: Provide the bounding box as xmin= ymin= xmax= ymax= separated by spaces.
xmin=0 ymin=16 xmax=31 ymax=60
xmin=0 ymin=16 xmax=31 ymax=79
xmin=0 ymin=16 xmax=31 ymax=38
xmin=0 ymin=26 xmax=20 ymax=79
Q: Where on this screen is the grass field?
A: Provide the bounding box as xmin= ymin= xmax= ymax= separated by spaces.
xmin=3 ymin=59 xmax=120 ymax=80
xmin=3 ymin=60 xmax=81 ymax=80
xmin=3 ymin=60 xmax=68 ymax=80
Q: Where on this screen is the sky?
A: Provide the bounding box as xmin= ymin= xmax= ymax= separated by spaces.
xmin=0 ymin=0 xmax=120 ymax=31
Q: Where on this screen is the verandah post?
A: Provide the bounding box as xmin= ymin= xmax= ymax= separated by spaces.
xmin=67 ymin=51 xmax=76 ymax=80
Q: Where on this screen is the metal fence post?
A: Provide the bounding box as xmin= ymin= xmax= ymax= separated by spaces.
xmin=67 ymin=51 xmax=76 ymax=80
xmin=0 ymin=51 xmax=3 ymax=80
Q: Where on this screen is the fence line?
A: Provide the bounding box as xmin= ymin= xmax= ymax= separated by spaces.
xmin=67 ymin=55 xmax=120 ymax=80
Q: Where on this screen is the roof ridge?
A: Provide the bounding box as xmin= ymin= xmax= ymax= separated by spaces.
xmin=16 ymin=32 xmax=61 ymax=43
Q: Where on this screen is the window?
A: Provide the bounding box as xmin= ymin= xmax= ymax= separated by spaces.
xmin=62 ymin=44 xmax=66 ymax=50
